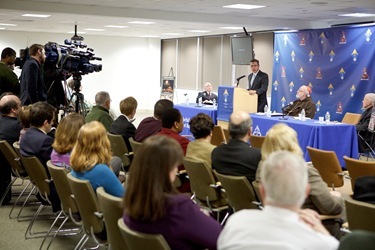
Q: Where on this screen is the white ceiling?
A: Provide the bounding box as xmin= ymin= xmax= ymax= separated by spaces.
xmin=0 ymin=0 xmax=374 ymax=39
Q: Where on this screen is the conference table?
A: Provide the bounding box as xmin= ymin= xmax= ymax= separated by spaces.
xmin=250 ymin=114 xmax=359 ymax=167
xmin=175 ymin=103 xmax=217 ymax=137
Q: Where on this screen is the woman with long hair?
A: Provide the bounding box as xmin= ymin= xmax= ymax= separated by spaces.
xmin=123 ymin=135 xmax=221 ymax=249
xmin=70 ymin=121 xmax=124 ymax=197
xmin=51 ymin=113 xmax=85 ymax=169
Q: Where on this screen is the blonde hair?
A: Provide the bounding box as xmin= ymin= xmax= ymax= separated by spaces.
xmin=52 ymin=113 xmax=85 ymax=154
xmin=70 ymin=121 xmax=111 ymax=172
xmin=261 ymin=123 xmax=303 ymax=161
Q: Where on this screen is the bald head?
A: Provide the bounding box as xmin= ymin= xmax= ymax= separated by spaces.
xmin=229 ymin=111 xmax=252 ymax=140
xmin=0 ymin=94 xmax=21 ymax=117
xmin=204 ymin=82 xmax=213 ymax=92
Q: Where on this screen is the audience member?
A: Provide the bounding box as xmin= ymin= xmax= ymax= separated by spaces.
xmin=283 ymin=85 xmax=316 ymax=118
xmin=51 ymin=113 xmax=85 ymax=170
xmin=19 ymin=101 xmax=61 ymax=212
xmin=186 ymin=113 xmax=216 ymax=167
xmin=20 ymin=44 xmax=47 ymax=105
xmin=123 ymin=135 xmax=221 ymax=250
xmin=352 ymin=176 xmax=375 ymax=204
xmin=248 ymin=59 xmax=269 ymax=113
xmin=212 ymin=111 xmax=261 ymax=183
xmin=70 ymin=121 xmax=124 ymax=198
xmin=85 ymin=91 xmax=113 ymax=131
xmin=110 ymin=96 xmax=137 ymax=152
xmin=196 ymin=82 xmax=218 ymax=105
xmin=0 ymin=47 xmax=20 ymax=96
xmin=218 ymin=151 xmax=339 ymax=250
xmin=18 ymin=105 xmax=32 ymax=143
xmin=256 ymin=123 xmax=344 ymax=237
xmin=356 ymin=93 xmax=375 ymax=153
xmin=0 ymin=94 xmax=22 ymax=204
xmin=135 ymin=99 xmax=173 ymax=142
xmin=157 ymin=108 xmax=190 ymax=156
xmin=339 ymin=230 xmax=375 ymax=250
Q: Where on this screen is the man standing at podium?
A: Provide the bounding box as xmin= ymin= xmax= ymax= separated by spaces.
xmin=248 ymin=59 xmax=269 ymax=112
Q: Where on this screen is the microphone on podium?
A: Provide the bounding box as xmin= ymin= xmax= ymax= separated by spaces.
xmin=236 ymin=75 xmax=246 ymax=87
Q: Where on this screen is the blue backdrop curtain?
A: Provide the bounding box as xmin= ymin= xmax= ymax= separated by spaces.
xmin=271 ymin=24 xmax=375 ymax=121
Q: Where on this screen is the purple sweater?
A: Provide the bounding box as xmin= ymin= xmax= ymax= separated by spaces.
xmin=50 ymin=149 xmax=71 ymax=170
xmin=123 ymin=194 xmax=222 ymax=250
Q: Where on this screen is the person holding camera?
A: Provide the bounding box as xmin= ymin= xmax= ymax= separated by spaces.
xmin=0 ymin=47 xmax=20 ymax=96
xmin=20 ymin=44 xmax=47 ymax=105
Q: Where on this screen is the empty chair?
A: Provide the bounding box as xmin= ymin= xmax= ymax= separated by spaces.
xmin=97 ymin=187 xmax=127 ymax=250
xmin=341 ymin=112 xmax=362 ymax=125
xmin=345 ymin=198 xmax=375 ymax=232
xmin=107 ymin=132 xmax=133 ymax=168
xmin=211 ymin=125 xmax=226 ymax=146
xmin=307 ymin=146 xmax=344 ymax=189
xmin=182 ymin=157 xmax=228 ymax=221
xmin=344 ymin=156 xmax=375 ymax=191
xmin=129 ymin=137 xmax=142 ymax=155
xmin=67 ymin=173 xmax=107 ymax=249
xmin=117 ymin=218 xmax=170 ymax=250
xmin=249 ymin=135 xmax=265 ymax=149
xmin=214 ymin=170 xmax=260 ymax=212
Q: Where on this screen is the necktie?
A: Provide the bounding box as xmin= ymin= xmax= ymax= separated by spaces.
xmin=250 ymin=74 xmax=256 ymax=88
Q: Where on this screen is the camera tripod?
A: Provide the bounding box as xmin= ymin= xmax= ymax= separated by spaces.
xmin=68 ymin=74 xmax=87 ymax=116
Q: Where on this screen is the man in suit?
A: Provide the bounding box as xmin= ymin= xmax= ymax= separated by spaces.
xmin=196 ymin=82 xmax=218 ymax=105
xmin=110 ymin=96 xmax=137 ymax=152
xmin=356 ymin=93 xmax=375 ymax=153
xmin=20 ymin=44 xmax=47 ymax=105
xmin=19 ymin=101 xmax=61 ymax=212
xmin=248 ymin=59 xmax=269 ymax=113
xmin=0 ymin=94 xmax=22 ymax=204
xmin=211 ymin=110 xmax=261 ymax=183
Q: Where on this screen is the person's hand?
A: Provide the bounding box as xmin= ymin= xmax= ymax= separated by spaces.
xmin=298 ymin=209 xmax=330 ymax=235
xmin=203 ymin=100 xmax=213 ymax=104
xmin=330 ymin=190 xmax=342 ymax=198
xmin=248 ymin=90 xmax=256 ymax=95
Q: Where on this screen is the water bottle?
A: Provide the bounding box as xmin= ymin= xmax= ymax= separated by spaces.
xmin=213 ymin=98 xmax=216 ymax=106
xmin=185 ymin=94 xmax=189 ymax=105
xmin=198 ymin=96 xmax=202 ymax=107
xmin=301 ymin=108 xmax=306 ymax=121
xmin=264 ymin=105 xmax=268 ymax=114
xmin=325 ymin=111 xmax=330 ymax=123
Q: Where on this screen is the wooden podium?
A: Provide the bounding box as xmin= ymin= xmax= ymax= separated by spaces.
xmin=216 ymin=86 xmax=258 ymax=128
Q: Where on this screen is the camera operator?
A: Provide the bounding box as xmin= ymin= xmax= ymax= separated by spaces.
xmin=0 ymin=47 xmax=20 ymax=96
xmin=20 ymin=44 xmax=47 ymax=105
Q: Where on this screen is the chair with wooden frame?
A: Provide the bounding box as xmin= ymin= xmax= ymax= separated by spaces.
xmin=341 ymin=112 xmax=362 ymax=125
xmin=343 ymin=156 xmax=375 ymax=191
xmin=211 ymin=125 xmax=226 ymax=146
xmin=345 ymin=198 xmax=375 ymax=232
xmin=222 ymin=128 xmax=230 ymax=143
xmin=249 ymin=135 xmax=265 ymax=149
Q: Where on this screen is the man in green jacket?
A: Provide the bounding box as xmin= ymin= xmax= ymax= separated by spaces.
xmin=85 ymin=91 xmax=113 ymax=131
xmin=0 ymin=47 xmax=20 ymax=96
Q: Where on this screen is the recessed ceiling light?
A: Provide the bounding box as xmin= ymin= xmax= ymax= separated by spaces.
xmin=222 ymin=4 xmax=265 ymax=10
xmin=0 ymin=23 xmax=17 ymax=26
xmin=84 ymin=28 xmax=105 ymax=31
xmin=22 ymin=14 xmax=51 ymax=18
xmin=104 ymin=25 xmax=128 ymax=28
xmin=162 ymin=33 xmax=183 ymax=36
xmin=128 ymin=21 xmax=155 ymax=25
xmin=0 ymin=27 xmax=6 ymax=30
xmin=219 ymin=26 xmax=243 ymax=30
xmin=188 ymin=30 xmax=210 ymax=33
xmin=141 ymin=35 xmax=159 ymax=38
xmin=338 ymin=13 xmax=375 ymax=17
xmin=67 ymin=31 xmax=87 ymax=34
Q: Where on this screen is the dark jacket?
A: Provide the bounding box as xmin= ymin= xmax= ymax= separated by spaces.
xmin=20 ymin=58 xmax=47 ymax=105
xmin=284 ymin=96 xmax=316 ymax=119
xmin=248 ymin=70 xmax=269 ymax=113
xmin=110 ymin=115 xmax=136 ymax=152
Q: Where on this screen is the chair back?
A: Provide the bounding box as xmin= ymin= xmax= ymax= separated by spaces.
xmin=107 ymin=132 xmax=131 ymax=166
xmin=129 ymin=137 xmax=142 ymax=155
xmin=67 ymin=173 xmax=104 ymax=235
xmin=214 ymin=170 xmax=258 ymax=211
xmin=47 ymin=161 xmax=79 ymax=216
xmin=307 ymin=146 xmax=344 ymax=188
xmin=182 ymin=158 xmax=218 ymax=202
xmin=345 ymin=198 xmax=375 ymax=232
xmin=0 ymin=140 xmax=25 ymax=176
xmin=21 ymin=156 xmax=51 ymax=198
xmin=97 ymin=187 xmax=127 ymax=250
xmin=344 ymin=156 xmax=375 ymax=191
xmin=12 ymin=141 xmax=21 ymax=157
xmin=252 ymin=181 xmax=263 ymax=203
xmin=222 ymin=128 xmax=230 ymax=143
xmin=249 ymin=135 xmax=265 ymax=149
xmin=342 ymin=112 xmax=362 ymax=125
xmin=117 ymin=218 xmax=170 ymax=250
xmin=211 ymin=125 xmax=226 ymax=146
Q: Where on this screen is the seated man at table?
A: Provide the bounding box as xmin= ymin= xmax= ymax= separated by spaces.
xmin=218 ymin=151 xmax=339 ymax=250
xmin=284 ymin=85 xmax=316 ymax=118
xmin=356 ymin=93 xmax=375 ymax=153
xmin=135 ymin=99 xmax=173 ymax=142
xmin=212 ymin=110 xmax=261 ymax=183
xmin=196 ymin=82 xmax=218 ymax=105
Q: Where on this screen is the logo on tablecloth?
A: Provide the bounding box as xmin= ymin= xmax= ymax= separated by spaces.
xmin=252 ymin=126 xmax=262 ymax=136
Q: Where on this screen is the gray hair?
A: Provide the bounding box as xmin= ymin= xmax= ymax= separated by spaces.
xmin=95 ymin=91 xmax=110 ymax=106
xmin=260 ymin=151 xmax=308 ymax=207
xmin=365 ymin=93 xmax=375 ymax=106
xmin=229 ymin=113 xmax=252 ymax=140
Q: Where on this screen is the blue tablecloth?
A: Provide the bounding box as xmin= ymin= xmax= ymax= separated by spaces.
xmin=250 ymin=114 xmax=359 ymax=167
xmin=175 ymin=103 xmax=217 ymax=137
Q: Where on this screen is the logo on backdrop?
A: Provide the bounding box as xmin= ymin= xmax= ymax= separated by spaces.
xmin=273 ymin=80 xmax=279 ymax=91
xmin=365 ymin=29 xmax=372 ymax=43
xmin=340 ymin=31 xmax=347 ymax=44
xmin=361 ymin=68 xmax=369 ymax=80
xmin=328 ymin=84 xmax=334 ymax=96
xmin=329 ymin=50 xmax=335 ymax=62
xmin=339 ymin=68 xmax=345 ymax=80
xmin=352 ymin=49 xmax=359 ymax=62
xmin=316 ymin=101 xmax=321 ymax=112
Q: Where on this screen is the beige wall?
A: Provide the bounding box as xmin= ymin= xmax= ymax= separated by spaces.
xmin=161 ymin=32 xmax=274 ymax=97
